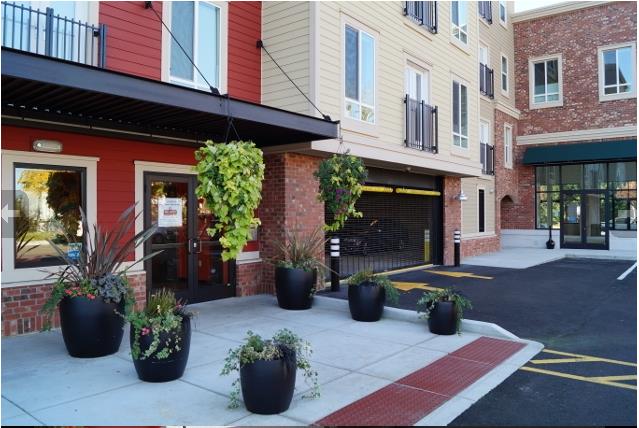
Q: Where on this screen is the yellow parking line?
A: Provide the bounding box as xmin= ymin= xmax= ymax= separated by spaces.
xmin=520 ymin=366 xmax=637 ymax=391
xmin=531 ymin=357 xmax=599 ymax=364
xmin=427 ymin=270 xmax=494 ymax=280
xmin=541 ymin=349 xmax=637 ymax=367
xmin=391 ymin=281 xmax=440 ymax=292
xmin=590 ymin=375 xmax=637 ymax=382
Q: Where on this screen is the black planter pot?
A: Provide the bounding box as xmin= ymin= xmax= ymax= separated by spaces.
xmin=240 ymin=351 xmax=297 ymax=414
xmin=348 ymin=281 xmax=386 ymax=322
xmin=427 ymin=301 xmax=457 ymax=335
xmin=546 ymin=239 xmax=555 ymax=249
xmin=131 ymin=316 xmax=191 ymax=382
xmin=59 ymin=296 xmax=125 ymax=358
xmin=275 ymin=266 xmax=315 ymax=310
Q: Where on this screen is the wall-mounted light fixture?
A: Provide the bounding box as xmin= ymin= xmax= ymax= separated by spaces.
xmin=32 ymin=140 xmax=63 ymax=153
xmin=456 ymin=190 xmax=468 ymax=201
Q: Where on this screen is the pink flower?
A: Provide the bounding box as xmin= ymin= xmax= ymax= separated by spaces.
xmin=65 ymin=290 xmax=72 ymax=295
xmin=141 ymin=327 xmax=151 ymax=336
xmin=87 ymin=294 xmax=95 ymax=300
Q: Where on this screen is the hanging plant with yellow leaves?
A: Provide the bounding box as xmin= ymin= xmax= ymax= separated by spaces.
xmin=315 ymin=152 xmax=368 ymax=232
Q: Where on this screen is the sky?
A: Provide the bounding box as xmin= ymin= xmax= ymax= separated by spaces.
xmin=514 ymin=0 xmax=570 ymax=13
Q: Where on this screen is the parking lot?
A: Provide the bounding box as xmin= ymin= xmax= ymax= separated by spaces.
xmin=322 ymin=257 xmax=637 ymax=426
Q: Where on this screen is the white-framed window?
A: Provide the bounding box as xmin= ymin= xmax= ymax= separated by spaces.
xmin=501 ymin=54 xmax=509 ymax=95
xmin=451 ymin=1 xmax=468 ymax=45
xmin=452 ymin=79 xmax=468 ymax=149
xmin=499 ymin=0 xmax=507 ymax=26
xmin=480 ymin=119 xmax=491 ymax=145
xmin=598 ymin=42 xmax=637 ymax=101
xmin=479 ymin=43 xmax=489 ymax=66
xmin=1 ymin=150 xmax=98 ymax=285
xmin=163 ymin=1 xmax=228 ymax=93
xmin=405 ymin=64 xmax=430 ymax=103
xmin=344 ymin=24 xmax=376 ymax=124
xmin=504 ymin=124 xmax=513 ymax=169
xmin=529 ymin=54 xmax=563 ymax=108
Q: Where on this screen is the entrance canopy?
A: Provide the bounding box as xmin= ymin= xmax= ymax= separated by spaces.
xmin=1 ymin=48 xmax=339 ymax=147
xmin=522 ymin=139 xmax=637 ymax=165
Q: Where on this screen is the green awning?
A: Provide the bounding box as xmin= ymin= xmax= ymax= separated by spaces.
xmin=522 ymin=139 xmax=637 ymax=165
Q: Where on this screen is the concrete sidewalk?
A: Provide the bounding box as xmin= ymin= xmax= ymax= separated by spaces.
xmin=463 ymin=247 xmax=636 ymax=269
xmin=2 ymin=295 xmax=542 ymax=426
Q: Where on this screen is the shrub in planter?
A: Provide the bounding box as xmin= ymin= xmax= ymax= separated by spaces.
xmin=417 ymin=287 xmax=472 ymax=335
xmin=272 ymin=227 xmax=328 ymax=310
xmin=41 ymin=205 xmax=160 ymax=358
xmin=347 ymin=270 xmax=399 ymax=322
xmin=126 ymin=289 xmax=193 ymax=382
xmin=221 ymin=329 xmax=319 ymax=414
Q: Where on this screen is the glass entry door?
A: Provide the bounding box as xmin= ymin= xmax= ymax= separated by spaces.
xmin=144 ymin=173 xmax=235 ymax=303
xmin=560 ymin=191 xmax=608 ymax=249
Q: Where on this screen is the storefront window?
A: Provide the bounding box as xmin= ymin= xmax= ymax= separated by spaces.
xmin=608 ymin=161 xmax=637 ymax=230
xmin=14 ymin=164 xmax=85 ymax=268
xmin=561 ymin=164 xmax=582 ymax=190
xmin=536 ymin=165 xmax=560 ymax=229
xmin=584 ymin=163 xmax=607 ymax=189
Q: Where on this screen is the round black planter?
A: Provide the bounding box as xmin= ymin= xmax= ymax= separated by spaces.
xmin=240 ymin=351 xmax=297 ymax=414
xmin=131 ymin=316 xmax=191 ymax=382
xmin=348 ymin=281 xmax=386 ymax=322
xmin=59 ymin=296 xmax=125 ymax=358
xmin=275 ymin=266 xmax=315 ymax=310
xmin=427 ymin=301 xmax=457 ymax=335
xmin=546 ymin=239 xmax=555 ymax=249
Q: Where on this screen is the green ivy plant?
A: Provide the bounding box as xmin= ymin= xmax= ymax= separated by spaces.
xmin=314 ymin=153 xmax=368 ymax=232
xmin=195 ymin=141 xmax=265 ymax=261
xmin=416 ymin=287 xmax=472 ymax=334
xmin=220 ymin=329 xmax=319 ymax=409
xmin=347 ymin=269 xmax=400 ymax=304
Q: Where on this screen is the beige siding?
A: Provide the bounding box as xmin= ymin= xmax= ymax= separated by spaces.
xmin=461 ymin=176 xmax=496 ymax=235
xmin=261 ymin=1 xmax=311 ymax=114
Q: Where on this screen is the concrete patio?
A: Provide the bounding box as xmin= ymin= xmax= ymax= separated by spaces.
xmin=2 ymin=295 xmax=541 ymax=426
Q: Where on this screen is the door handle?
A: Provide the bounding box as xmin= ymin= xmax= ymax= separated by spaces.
xmin=193 ymin=238 xmax=202 ymax=254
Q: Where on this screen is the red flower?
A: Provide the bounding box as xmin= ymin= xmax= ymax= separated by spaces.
xmin=141 ymin=327 xmax=151 ymax=336
xmin=65 ymin=289 xmax=72 ymax=295
xmin=87 ymin=294 xmax=96 ymax=300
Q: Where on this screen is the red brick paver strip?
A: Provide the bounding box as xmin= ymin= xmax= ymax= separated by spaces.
xmin=316 ymin=337 xmax=526 ymax=426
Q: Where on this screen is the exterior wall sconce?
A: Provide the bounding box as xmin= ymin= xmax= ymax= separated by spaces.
xmin=32 ymin=140 xmax=63 ymax=153
xmin=456 ymin=190 xmax=468 ymax=201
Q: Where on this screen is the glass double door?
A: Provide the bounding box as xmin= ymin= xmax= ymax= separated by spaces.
xmin=560 ymin=191 xmax=608 ymax=249
xmin=144 ymin=173 xmax=235 ymax=303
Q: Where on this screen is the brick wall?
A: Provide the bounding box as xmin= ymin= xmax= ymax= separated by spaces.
xmin=258 ymin=153 xmax=324 ymax=294
xmin=2 ymin=272 xmax=146 ymax=337
xmin=514 ymin=2 xmax=637 ymax=135
xmin=443 ymin=176 xmax=461 ymax=265
xmin=236 ymin=262 xmax=263 ymax=297
xmin=462 ymin=235 xmax=500 ymax=257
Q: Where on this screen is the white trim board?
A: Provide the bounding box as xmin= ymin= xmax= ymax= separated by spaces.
xmin=516 ymin=126 xmax=637 ymax=145
xmin=512 ymin=1 xmax=608 ymax=23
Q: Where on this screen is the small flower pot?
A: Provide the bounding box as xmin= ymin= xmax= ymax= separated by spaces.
xmin=59 ymin=296 xmax=125 ymax=358
xmin=427 ymin=301 xmax=457 ymax=335
xmin=348 ymin=281 xmax=386 ymax=322
xmin=275 ymin=266 xmax=315 ymax=310
xmin=131 ymin=316 xmax=191 ymax=382
xmin=240 ymin=351 xmax=297 ymax=414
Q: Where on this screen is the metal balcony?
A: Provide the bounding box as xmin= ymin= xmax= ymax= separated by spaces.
xmin=404 ymin=95 xmax=438 ymax=153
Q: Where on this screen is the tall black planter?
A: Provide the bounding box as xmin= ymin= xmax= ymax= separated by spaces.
xmin=59 ymin=296 xmax=125 ymax=358
xmin=131 ymin=316 xmax=191 ymax=382
xmin=275 ymin=267 xmax=315 ymax=310
xmin=240 ymin=352 xmax=297 ymax=414
xmin=348 ymin=281 xmax=386 ymax=322
xmin=427 ymin=301 xmax=457 ymax=335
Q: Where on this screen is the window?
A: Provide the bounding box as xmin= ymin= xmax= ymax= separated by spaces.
xmin=530 ymin=55 xmax=563 ymax=108
xmin=168 ymin=1 xmax=223 ymax=91
xmin=478 ymin=189 xmax=485 ymax=232
xmin=404 ymin=1 xmax=437 ymax=33
xmin=13 ymin=164 xmax=86 ymax=268
xmin=452 ymin=80 xmax=468 ymax=148
xmin=609 ymin=161 xmax=637 ymax=230
xmin=345 ymin=24 xmax=375 ymax=124
xmin=598 ymin=43 xmax=636 ymax=101
xmin=503 ymin=124 xmax=512 ymax=168
xmin=535 ymin=165 xmax=560 ymax=229
xmin=499 ymin=0 xmax=507 ymax=25
xmin=501 ymin=55 xmax=509 ymax=94
xmin=478 ymin=1 xmax=492 ymax=24
xmin=480 ymin=120 xmax=493 ymax=174
xmin=451 ymin=1 xmax=468 ymax=45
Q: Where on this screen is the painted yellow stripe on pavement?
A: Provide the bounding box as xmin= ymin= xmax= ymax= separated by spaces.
xmin=427 ymin=270 xmax=494 ymax=280
xmin=589 ymin=375 xmax=637 ymax=382
xmin=531 ymin=357 xmax=599 ymax=364
xmin=541 ymin=349 xmax=637 ymax=367
xmin=391 ymin=281 xmax=440 ymax=292
xmin=520 ymin=366 xmax=637 ymax=391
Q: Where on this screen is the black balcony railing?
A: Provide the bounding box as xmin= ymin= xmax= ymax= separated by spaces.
xmin=478 ymin=1 xmax=493 ymax=24
xmin=404 ymin=95 xmax=438 ymax=153
xmin=480 ymin=142 xmax=495 ymax=175
xmin=404 ymin=1 xmax=437 ymax=34
xmin=479 ymin=63 xmax=494 ymax=98
xmin=1 ymin=1 xmax=106 ymax=67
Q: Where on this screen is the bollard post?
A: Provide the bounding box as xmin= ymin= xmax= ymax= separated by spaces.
xmin=330 ymin=237 xmax=340 ymax=292
xmin=454 ymin=230 xmax=461 ymax=267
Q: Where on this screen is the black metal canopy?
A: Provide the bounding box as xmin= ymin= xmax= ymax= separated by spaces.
xmin=1 ymin=48 xmax=339 ymax=146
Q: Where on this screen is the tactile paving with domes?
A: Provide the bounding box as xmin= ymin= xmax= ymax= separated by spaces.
xmin=315 ymin=336 xmax=526 ymax=426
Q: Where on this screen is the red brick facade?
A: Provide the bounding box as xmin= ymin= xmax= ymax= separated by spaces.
xmin=443 ymin=176 xmax=461 ymax=265
xmin=461 ymin=235 xmax=500 ymax=258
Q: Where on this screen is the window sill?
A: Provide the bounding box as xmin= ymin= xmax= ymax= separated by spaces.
xmin=599 ymin=92 xmax=636 ymax=102
xmin=341 ymin=116 xmax=379 ymax=138
xmin=499 ymin=19 xmax=507 ymax=29
xmin=529 ymin=100 xmax=563 ymax=110
xmin=449 ymin=36 xmax=471 ymax=56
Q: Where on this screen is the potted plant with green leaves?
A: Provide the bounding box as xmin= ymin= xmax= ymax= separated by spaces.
xmin=125 ymin=288 xmax=193 ymax=382
xmin=347 ymin=270 xmax=400 ymax=322
xmin=221 ymin=329 xmax=319 ymax=414
xmin=272 ymin=227 xmax=328 ymax=310
xmin=417 ymin=287 xmax=472 ymax=335
xmin=41 ymin=205 xmax=160 ymax=358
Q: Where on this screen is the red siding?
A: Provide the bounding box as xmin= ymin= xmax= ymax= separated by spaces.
xmin=228 ymin=1 xmax=262 ymax=103
xmin=100 ymin=1 xmax=163 ymax=80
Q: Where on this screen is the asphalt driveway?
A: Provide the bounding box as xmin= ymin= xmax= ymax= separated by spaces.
xmin=321 ymin=257 xmax=637 ymax=426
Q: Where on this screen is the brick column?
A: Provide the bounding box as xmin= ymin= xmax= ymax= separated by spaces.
xmin=442 ymin=176 xmax=462 ymax=265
